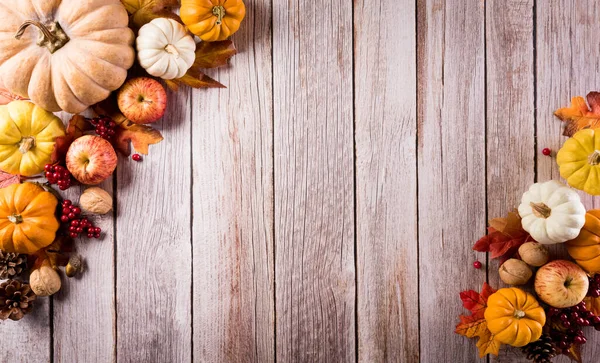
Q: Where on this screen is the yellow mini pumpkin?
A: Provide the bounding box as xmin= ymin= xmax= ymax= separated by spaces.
xmin=0 ymin=183 xmax=60 ymax=254
xmin=484 ymin=288 xmax=546 ymax=347
xmin=567 ymin=210 xmax=600 ymax=273
xmin=181 ymin=0 xmax=246 ymax=42
xmin=0 ymin=101 xmax=65 ymax=176
xmin=557 ymin=128 xmax=600 ymax=195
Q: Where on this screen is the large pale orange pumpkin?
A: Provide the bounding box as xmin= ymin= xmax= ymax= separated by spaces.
xmin=567 ymin=210 xmax=600 ymax=273
xmin=0 ymin=183 xmax=59 ymax=254
xmin=0 ymin=0 xmax=135 ymax=113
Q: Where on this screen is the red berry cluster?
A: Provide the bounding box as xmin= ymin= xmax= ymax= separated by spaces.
xmin=44 ymin=164 xmax=72 ymax=190
xmin=548 ymin=301 xmax=600 ymax=353
xmin=60 ymin=200 xmax=101 ymax=239
xmin=587 ymin=274 xmax=600 ymax=298
xmin=89 ymin=116 xmax=117 ymax=140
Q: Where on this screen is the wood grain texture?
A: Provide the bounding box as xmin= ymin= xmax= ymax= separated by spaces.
xmin=191 ymin=0 xmax=275 ymax=361
xmin=485 ymin=2 xmax=535 ymax=361
xmin=116 ymin=89 xmax=192 ymax=362
xmin=537 ymin=1 xmax=600 ymax=361
xmin=0 ymin=299 xmax=50 ymax=362
xmin=354 ymin=0 xmax=418 ymax=361
xmin=273 ymin=0 xmax=355 ymax=361
xmin=417 ymin=0 xmax=486 ymax=362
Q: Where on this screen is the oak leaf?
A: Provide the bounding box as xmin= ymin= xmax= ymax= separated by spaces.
xmin=0 ymin=170 xmax=20 ymax=188
xmin=555 ymin=92 xmax=600 ymax=137
xmin=473 ymin=211 xmax=533 ymax=261
xmin=121 ymin=0 xmax=181 ymax=31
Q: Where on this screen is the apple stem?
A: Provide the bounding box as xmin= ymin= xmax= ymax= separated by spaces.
xmin=18 ymin=137 xmax=35 ymax=154
xmin=164 ymin=44 xmax=180 ymax=58
xmin=513 ymin=310 xmax=526 ymax=319
xmin=530 ymin=202 xmax=551 ymax=219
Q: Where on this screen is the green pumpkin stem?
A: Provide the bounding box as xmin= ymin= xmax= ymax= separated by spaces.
xmin=15 ymin=20 xmax=70 ymax=54
xmin=212 ymin=6 xmax=226 ymax=25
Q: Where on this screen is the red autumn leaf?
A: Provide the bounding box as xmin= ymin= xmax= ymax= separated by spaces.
xmin=473 ymin=211 xmax=533 ymax=261
xmin=0 ymin=170 xmax=20 ymax=188
xmin=194 ymin=40 xmax=237 ymax=69
xmin=456 ymin=282 xmax=501 ymax=358
xmin=460 ymin=282 xmax=496 ymax=316
xmin=51 ymin=115 xmax=92 ymax=163
xmin=555 ymin=92 xmax=600 ymax=137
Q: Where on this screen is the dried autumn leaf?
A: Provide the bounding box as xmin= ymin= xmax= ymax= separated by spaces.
xmin=455 ymin=314 xmax=488 ymax=337
xmin=460 ymin=282 xmax=495 ymax=316
xmin=114 ymin=123 xmax=164 ymax=156
xmin=473 ymin=211 xmax=533 ymax=261
xmin=0 ymin=170 xmax=20 ymax=188
xmin=475 ymin=329 xmax=501 ymax=358
xmin=121 ymin=0 xmax=181 ymax=31
xmin=194 ymin=40 xmax=237 ymax=69
xmin=0 ymin=88 xmax=26 ymax=105
xmin=92 ymin=97 xmax=128 ymax=126
xmin=584 ymin=296 xmax=600 ymax=316
xmin=52 ymin=115 xmax=93 ymax=163
xmin=555 ymin=92 xmax=600 ymax=137
xmin=563 ymin=343 xmax=582 ymax=363
xmin=165 ymin=68 xmax=225 ymax=91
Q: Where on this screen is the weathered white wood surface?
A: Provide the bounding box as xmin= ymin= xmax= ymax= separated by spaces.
xmin=192 ymin=0 xmax=274 ymax=361
xmin=3 ymin=0 xmax=600 ymax=362
xmin=355 ymin=0 xmax=418 ymax=361
xmin=273 ymin=0 xmax=355 ymax=361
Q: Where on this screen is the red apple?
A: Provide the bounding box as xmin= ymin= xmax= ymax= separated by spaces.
xmin=534 ymin=260 xmax=589 ymax=308
xmin=117 ymin=77 xmax=167 ymax=124
xmin=66 ymin=135 xmax=118 ymax=185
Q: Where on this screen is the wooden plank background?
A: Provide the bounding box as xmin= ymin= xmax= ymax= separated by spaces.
xmin=2 ymin=0 xmax=600 ymax=362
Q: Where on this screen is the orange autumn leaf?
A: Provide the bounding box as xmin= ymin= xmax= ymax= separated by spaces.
xmin=473 ymin=211 xmax=533 ymax=261
xmin=456 ymin=282 xmax=501 ymax=357
xmin=121 ymin=0 xmax=181 ymax=31
xmin=476 ymin=329 xmax=501 ymax=358
xmin=555 ymin=92 xmax=600 ymax=137
xmin=584 ymin=296 xmax=600 ymax=316
xmin=114 ymin=122 xmax=164 ymax=156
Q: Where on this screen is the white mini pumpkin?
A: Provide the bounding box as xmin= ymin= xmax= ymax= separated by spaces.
xmin=518 ymin=181 xmax=586 ymax=245
xmin=137 ymin=18 xmax=196 ymax=80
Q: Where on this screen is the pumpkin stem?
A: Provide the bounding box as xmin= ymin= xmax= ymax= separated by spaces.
xmin=589 ymin=150 xmax=600 ymax=165
xmin=212 ymin=5 xmax=226 ymax=25
xmin=18 ymin=137 xmax=35 ymax=154
xmin=514 ymin=310 xmax=526 ymax=319
xmin=15 ymin=21 xmax=70 ymax=54
xmin=8 ymin=214 xmax=22 ymax=224
xmin=530 ymin=202 xmax=551 ymax=218
xmin=164 ymin=44 xmax=180 ymax=58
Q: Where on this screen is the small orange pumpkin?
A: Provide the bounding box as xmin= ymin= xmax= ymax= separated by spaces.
xmin=180 ymin=0 xmax=246 ymax=42
xmin=567 ymin=210 xmax=600 ymax=274
xmin=0 ymin=183 xmax=59 ymax=254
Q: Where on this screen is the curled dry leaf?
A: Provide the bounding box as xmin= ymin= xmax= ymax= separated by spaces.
xmin=121 ymin=0 xmax=181 ymax=31
xmin=473 ymin=211 xmax=533 ymax=262
xmin=165 ymin=68 xmax=225 ymax=91
xmin=555 ymin=92 xmax=600 ymax=137
xmin=0 ymin=88 xmax=26 ymax=105
xmin=193 ymin=40 xmax=237 ymax=69
xmin=52 ymin=115 xmax=93 ymax=163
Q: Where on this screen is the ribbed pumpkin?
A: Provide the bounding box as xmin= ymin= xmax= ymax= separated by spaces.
xmin=180 ymin=0 xmax=246 ymax=41
xmin=484 ymin=288 xmax=546 ymax=347
xmin=0 ymin=0 xmax=135 ymax=113
xmin=0 ymin=183 xmax=60 ymax=254
xmin=557 ymin=129 xmax=600 ymax=195
xmin=567 ymin=210 xmax=600 ymax=274
xmin=0 ymin=101 xmax=65 ymax=176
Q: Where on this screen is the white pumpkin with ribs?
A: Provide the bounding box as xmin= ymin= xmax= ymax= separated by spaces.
xmin=518 ymin=181 xmax=586 ymax=245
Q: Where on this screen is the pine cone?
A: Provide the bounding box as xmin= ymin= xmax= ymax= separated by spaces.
xmin=521 ymin=334 xmax=558 ymax=363
xmin=0 ymin=280 xmax=36 ymax=321
xmin=0 ymin=250 xmax=27 ymax=279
